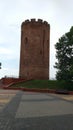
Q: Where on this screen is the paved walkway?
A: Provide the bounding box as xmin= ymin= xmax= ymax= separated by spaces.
xmin=0 ymin=90 xmax=73 ymax=130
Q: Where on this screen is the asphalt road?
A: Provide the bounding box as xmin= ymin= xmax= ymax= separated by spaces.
xmin=0 ymin=90 xmax=73 ymax=130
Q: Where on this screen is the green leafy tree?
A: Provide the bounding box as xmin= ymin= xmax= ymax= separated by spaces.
xmin=0 ymin=63 xmax=1 ymax=69
xmin=54 ymin=27 xmax=73 ymax=81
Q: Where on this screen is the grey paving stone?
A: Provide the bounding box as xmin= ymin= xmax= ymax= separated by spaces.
xmin=0 ymin=91 xmax=23 ymax=130
xmin=12 ymin=114 xmax=73 ymax=130
xmin=0 ymin=118 xmax=13 ymax=130
xmin=0 ymin=91 xmax=23 ymax=118
xmin=0 ymin=91 xmax=73 ymax=130
xmin=16 ymin=93 xmax=73 ymax=118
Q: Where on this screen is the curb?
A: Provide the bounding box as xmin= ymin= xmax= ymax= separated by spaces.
xmin=3 ymin=85 xmax=73 ymax=95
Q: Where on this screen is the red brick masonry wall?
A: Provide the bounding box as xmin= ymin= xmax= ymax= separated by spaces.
xmin=2 ymin=78 xmax=26 ymax=85
xmin=19 ymin=19 xmax=50 ymax=80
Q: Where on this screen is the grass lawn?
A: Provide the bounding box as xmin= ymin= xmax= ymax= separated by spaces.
xmin=11 ymin=80 xmax=73 ymax=91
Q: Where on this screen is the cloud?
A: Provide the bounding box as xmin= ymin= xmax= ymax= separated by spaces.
xmin=0 ymin=67 xmax=19 ymax=78
xmin=0 ymin=47 xmax=13 ymax=55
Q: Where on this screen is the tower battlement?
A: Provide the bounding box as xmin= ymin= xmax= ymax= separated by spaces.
xmin=21 ymin=18 xmax=50 ymax=27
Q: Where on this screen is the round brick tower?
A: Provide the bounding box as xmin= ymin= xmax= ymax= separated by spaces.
xmin=19 ymin=19 xmax=50 ymax=79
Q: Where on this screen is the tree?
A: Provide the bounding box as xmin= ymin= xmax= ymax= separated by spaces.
xmin=54 ymin=27 xmax=73 ymax=81
xmin=0 ymin=63 xmax=1 ymax=69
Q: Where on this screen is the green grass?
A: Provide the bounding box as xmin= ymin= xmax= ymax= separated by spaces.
xmin=11 ymin=80 xmax=73 ymax=91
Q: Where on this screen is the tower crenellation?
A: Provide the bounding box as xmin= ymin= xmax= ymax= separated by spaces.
xmin=21 ymin=18 xmax=50 ymax=27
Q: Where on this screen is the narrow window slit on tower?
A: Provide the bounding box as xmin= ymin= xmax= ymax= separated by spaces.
xmin=47 ymin=40 xmax=49 ymax=48
xmin=25 ymin=37 xmax=28 ymax=44
xmin=40 ymin=50 xmax=42 ymax=54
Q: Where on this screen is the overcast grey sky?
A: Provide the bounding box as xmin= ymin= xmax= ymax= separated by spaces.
xmin=0 ymin=0 xmax=73 ymax=79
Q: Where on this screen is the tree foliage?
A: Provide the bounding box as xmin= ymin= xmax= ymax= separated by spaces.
xmin=0 ymin=62 xmax=1 ymax=69
xmin=54 ymin=27 xmax=73 ymax=81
